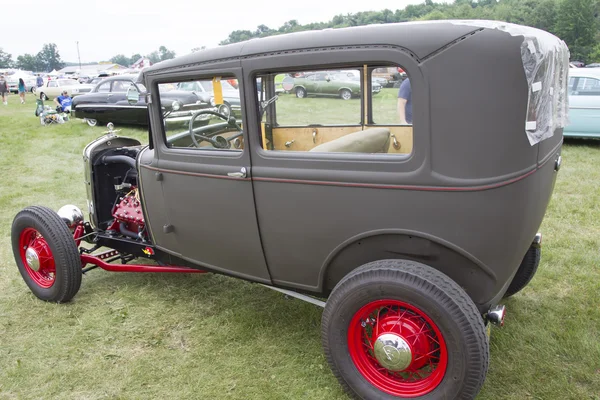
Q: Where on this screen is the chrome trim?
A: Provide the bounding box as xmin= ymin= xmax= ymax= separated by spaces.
xmin=569 ymin=106 xmax=600 ymax=110
xmin=373 ymin=333 xmax=412 ymax=371
xmin=532 ymin=232 xmax=542 ymax=248
xmin=259 ymin=284 xmax=326 ymax=307
xmin=75 ymin=104 xmax=147 ymax=109
xmin=25 ymin=247 xmax=40 ymax=272
xmin=227 ymin=167 xmax=247 ymax=178
xmin=486 ymin=305 xmax=506 ymax=326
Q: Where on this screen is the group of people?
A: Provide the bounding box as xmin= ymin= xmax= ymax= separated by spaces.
xmin=0 ymin=75 xmax=30 ymax=105
xmin=0 ymin=74 xmax=71 ymax=112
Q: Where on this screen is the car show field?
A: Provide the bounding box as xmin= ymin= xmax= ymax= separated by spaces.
xmin=0 ymin=89 xmax=599 ymax=399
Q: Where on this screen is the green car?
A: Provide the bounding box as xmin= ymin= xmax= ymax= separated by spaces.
xmin=292 ymin=71 xmax=381 ymax=100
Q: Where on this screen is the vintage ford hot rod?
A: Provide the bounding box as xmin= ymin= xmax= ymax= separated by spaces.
xmin=11 ymin=20 xmax=569 ymax=399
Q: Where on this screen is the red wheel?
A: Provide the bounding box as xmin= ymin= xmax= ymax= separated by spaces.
xmin=322 ymin=260 xmax=488 ymax=399
xmin=12 ymin=206 xmax=82 ymax=302
xmin=348 ymin=299 xmax=447 ymax=397
xmin=18 ymin=227 xmax=56 ymax=288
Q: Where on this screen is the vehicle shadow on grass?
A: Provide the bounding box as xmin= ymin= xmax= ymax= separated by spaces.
xmin=563 ymin=137 xmax=600 ymax=148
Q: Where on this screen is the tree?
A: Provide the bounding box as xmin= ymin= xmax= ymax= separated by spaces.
xmin=146 ymin=51 xmax=160 ymax=64
xmin=110 ymin=54 xmax=131 ymax=67
xmin=158 ymin=46 xmax=176 ymax=61
xmin=130 ymin=53 xmax=142 ymax=64
xmin=15 ymin=54 xmax=42 ymax=71
xmin=0 ymin=48 xmax=12 ymax=68
xmin=36 ymin=43 xmax=64 ymax=72
xmin=555 ymin=0 xmax=597 ymax=61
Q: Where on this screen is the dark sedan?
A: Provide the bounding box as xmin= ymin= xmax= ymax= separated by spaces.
xmin=71 ymin=75 xmax=209 ymax=127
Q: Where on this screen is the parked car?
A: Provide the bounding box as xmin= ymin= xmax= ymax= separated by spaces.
xmin=292 ymin=71 xmax=381 ymax=99
xmin=37 ymin=79 xmax=94 ymax=100
xmin=564 ymin=68 xmax=600 ymax=138
xmin=585 ymin=63 xmax=600 ymax=68
xmin=570 ymin=60 xmax=585 ymax=68
xmin=10 ymin=20 xmax=568 ymax=400
xmin=7 ymin=74 xmax=37 ymax=93
xmin=71 ymin=74 xmax=213 ymax=127
xmin=175 ymin=79 xmax=241 ymax=118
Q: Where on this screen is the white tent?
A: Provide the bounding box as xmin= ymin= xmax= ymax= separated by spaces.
xmin=48 ymin=69 xmax=58 ymax=76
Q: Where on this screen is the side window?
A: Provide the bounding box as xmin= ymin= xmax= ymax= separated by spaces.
xmin=256 ymin=64 xmax=413 ymax=155
xmin=97 ymin=82 xmax=111 ymax=93
xmin=48 ymin=81 xmax=57 ymax=88
xmin=159 ymin=77 xmax=243 ymax=151
xmin=574 ymin=77 xmax=600 ymax=95
xmin=112 ymin=80 xmax=132 ymax=93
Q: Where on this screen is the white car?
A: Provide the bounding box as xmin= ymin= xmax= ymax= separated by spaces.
xmin=37 ymin=79 xmax=95 ymax=100
xmin=7 ymin=74 xmax=37 ymax=93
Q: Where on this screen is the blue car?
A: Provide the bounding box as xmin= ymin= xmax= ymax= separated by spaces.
xmin=564 ymin=68 xmax=600 ymax=138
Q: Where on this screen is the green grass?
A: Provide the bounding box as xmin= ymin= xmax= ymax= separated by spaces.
xmin=1 ymin=91 xmax=600 ymax=399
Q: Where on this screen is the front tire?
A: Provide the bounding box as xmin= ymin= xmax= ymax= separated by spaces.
xmin=86 ymin=118 xmax=98 ymax=127
xmin=322 ymin=260 xmax=488 ymax=399
xmin=339 ymin=89 xmax=352 ymax=100
xmin=11 ymin=206 xmax=82 ymax=302
xmin=295 ymin=87 xmax=307 ymax=98
xmin=39 ymin=92 xmax=48 ymax=101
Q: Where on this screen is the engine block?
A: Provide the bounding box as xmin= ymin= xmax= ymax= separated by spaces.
xmin=112 ymin=188 xmax=145 ymax=227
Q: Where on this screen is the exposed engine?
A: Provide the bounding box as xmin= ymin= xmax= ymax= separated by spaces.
xmin=110 ymin=187 xmax=147 ymax=241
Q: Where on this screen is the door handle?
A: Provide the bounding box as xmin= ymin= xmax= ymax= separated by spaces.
xmin=227 ymin=167 xmax=247 ymax=178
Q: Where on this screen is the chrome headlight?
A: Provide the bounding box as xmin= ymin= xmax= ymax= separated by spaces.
xmin=57 ymin=205 xmax=84 ymax=230
xmin=218 ymin=103 xmax=231 ymax=118
xmin=171 ymin=100 xmax=181 ymax=111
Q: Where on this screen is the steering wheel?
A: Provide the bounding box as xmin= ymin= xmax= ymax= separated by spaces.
xmin=189 ymin=110 xmax=243 ymax=149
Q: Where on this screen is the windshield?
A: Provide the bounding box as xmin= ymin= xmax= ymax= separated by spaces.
xmin=59 ymin=79 xmax=78 ymax=86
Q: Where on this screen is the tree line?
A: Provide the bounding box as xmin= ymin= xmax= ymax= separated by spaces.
xmin=0 ymin=43 xmax=64 ymax=72
xmin=0 ymin=44 xmax=177 ymax=72
xmin=219 ymin=0 xmax=600 ymax=63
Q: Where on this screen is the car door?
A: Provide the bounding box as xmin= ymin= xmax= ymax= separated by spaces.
xmin=46 ymin=81 xmax=59 ymax=98
xmin=109 ymin=79 xmax=142 ymax=125
xmin=142 ymin=69 xmax=271 ymax=282
xmin=567 ymin=76 xmax=600 ymax=136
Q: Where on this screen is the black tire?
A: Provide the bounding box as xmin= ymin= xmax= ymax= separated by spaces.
xmin=86 ymin=118 xmax=98 ymax=127
xmin=503 ymin=245 xmax=541 ymax=298
xmin=295 ymin=87 xmax=307 ymax=98
xmin=339 ymin=88 xmax=352 ymax=100
xmin=39 ymin=92 xmax=47 ymax=101
xmin=322 ymin=260 xmax=488 ymax=400
xmin=11 ymin=206 xmax=82 ymax=303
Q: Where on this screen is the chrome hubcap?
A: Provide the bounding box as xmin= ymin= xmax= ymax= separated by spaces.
xmin=25 ymin=247 xmax=40 ymax=272
xmin=373 ymin=333 xmax=412 ymax=371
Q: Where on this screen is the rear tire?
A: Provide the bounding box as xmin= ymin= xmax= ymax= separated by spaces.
xmin=295 ymin=87 xmax=307 ymax=98
xmin=11 ymin=206 xmax=82 ymax=303
xmin=86 ymin=118 xmax=98 ymax=127
xmin=504 ymin=245 xmax=541 ymax=298
xmin=322 ymin=260 xmax=488 ymax=399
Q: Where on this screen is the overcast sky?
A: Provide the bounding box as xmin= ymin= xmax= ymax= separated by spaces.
xmin=3 ymin=0 xmax=452 ymax=64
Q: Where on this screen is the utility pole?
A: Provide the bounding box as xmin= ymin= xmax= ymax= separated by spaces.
xmin=76 ymin=41 xmax=82 ymax=69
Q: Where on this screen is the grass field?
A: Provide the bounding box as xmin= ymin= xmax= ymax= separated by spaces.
xmin=1 ymin=91 xmax=599 ymax=399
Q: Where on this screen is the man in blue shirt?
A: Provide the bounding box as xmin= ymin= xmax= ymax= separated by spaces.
xmin=36 ymin=75 xmax=43 ymax=87
xmin=397 ymin=78 xmax=412 ymax=125
xmin=54 ymin=91 xmax=72 ymax=112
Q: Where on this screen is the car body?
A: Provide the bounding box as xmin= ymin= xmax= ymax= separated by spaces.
xmin=570 ymin=60 xmax=585 ymax=68
xmin=36 ymin=78 xmax=95 ymax=100
xmin=292 ymin=70 xmax=381 ymax=99
xmin=11 ymin=21 xmax=568 ymax=400
xmin=585 ymin=63 xmax=600 ymax=68
xmin=71 ymin=75 xmax=212 ymax=127
xmin=7 ymin=74 xmax=37 ymax=93
xmin=563 ymin=68 xmax=600 ymax=138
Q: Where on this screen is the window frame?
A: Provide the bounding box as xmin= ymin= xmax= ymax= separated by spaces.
xmin=151 ymin=69 xmax=246 ymax=158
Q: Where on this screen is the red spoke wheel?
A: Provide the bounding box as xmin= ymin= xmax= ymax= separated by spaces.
xmin=322 ymin=260 xmax=489 ymax=399
xmin=12 ymin=206 xmax=82 ymax=302
xmin=348 ymin=300 xmax=447 ymax=397
xmin=19 ymin=228 xmax=57 ymax=288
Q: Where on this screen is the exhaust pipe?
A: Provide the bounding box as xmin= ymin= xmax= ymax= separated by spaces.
xmin=487 ymin=305 xmax=506 ymax=327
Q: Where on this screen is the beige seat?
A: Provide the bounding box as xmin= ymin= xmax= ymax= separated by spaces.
xmin=309 ymin=127 xmax=391 ymax=153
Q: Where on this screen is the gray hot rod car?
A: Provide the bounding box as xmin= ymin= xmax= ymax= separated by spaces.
xmin=11 ymin=20 xmax=569 ymax=400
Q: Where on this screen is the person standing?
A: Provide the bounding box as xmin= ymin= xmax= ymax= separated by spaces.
xmin=397 ymin=78 xmax=412 ymax=125
xmin=0 ymin=75 xmax=8 ymax=105
xmin=36 ymin=75 xmax=43 ymax=87
xmin=18 ymin=78 xmax=26 ymax=104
